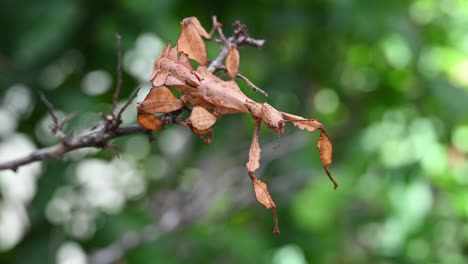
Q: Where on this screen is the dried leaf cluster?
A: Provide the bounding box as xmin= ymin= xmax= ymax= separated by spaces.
xmin=137 ymin=17 xmax=336 ymax=233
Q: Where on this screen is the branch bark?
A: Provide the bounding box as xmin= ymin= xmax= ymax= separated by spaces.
xmin=0 ymin=125 xmax=147 ymax=171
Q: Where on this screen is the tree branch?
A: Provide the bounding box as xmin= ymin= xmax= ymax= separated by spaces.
xmin=0 ymin=125 xmax=146 ymax=171
xmin=208 ymin=16 xmax=265 ymax=72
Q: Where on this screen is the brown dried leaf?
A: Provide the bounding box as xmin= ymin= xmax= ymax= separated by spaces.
xmin=137 ymin=113 xmax=163 ymax=131
xmin=226 ymin=44 xmax=240 ymax=80
xmin=187 ymin=106 xmax=217 ymax=130
xmin=249 ymin=173 xmax=279 ymax=234
xmin=283 ymin=112 xmax=337 ymax=188
xmin=246 ymin=119 xmax=261 ymax=173
xmin=282 ymin=112 xmax=322 ymax=132
xmin=177 ymin=17 xmax=209 ymax=65
xmin=317 ymin=129 xmax=337 ymax=189
xmin=139 ymin=86 xmax=183 ymax=114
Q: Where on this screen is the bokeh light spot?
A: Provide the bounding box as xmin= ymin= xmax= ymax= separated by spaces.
xmin=56 ymin=241 xmax=87 ymax=264
xmin=3 ymin=84 xmax=33 ymax=117
xmin=409 ymin=0 xmax=436 ymax=24
xmin=124 ymin=135 xmax=150 ymax=159
xmin=381 ymin=34 xmax=413 ymax=69
xmin=313 ymin=88 xmax=339 ymax=114
xmin=124 ymin=33 xmax=165 ymax=81
xmin=448 ymin=59 xmax=468 ymax=87
xmin=158 ymin=126 xmax=191 ymax=158
xmin=272 ymin=244 xmax=307 ymax=264
xmin=0 ymin=108 xmax=17 ymax=137
xmin=452 ymin=125 xmax=468 ymax=153
xmin=81 ymin=70 xmax=112 ymax=96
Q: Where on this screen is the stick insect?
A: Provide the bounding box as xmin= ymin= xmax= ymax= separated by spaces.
xmin=137 ymin=17 xmax=336 ymax=233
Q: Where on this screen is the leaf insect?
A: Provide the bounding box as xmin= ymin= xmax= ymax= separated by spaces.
xmin=137 ymin=17 xmax=336 ymax=233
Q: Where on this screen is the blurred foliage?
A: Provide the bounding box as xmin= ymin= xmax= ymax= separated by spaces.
xmin=1 ymin=0 xmax=468 ymax=263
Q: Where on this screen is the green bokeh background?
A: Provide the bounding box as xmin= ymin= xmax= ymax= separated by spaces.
xmin=1 ymin=0 xmax=468 ymax=263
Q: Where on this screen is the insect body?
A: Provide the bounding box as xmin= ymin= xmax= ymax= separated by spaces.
xmin=137 ymin=17 xmax=336 ymax=233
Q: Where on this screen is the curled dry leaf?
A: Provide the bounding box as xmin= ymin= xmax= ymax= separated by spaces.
xmin=283 ymin=112 xmax=337 ymax=188
xmin=246 ymin=119 xmax=261 ymax=173
xmin=226 ymin=44 xmax=240 ymax=80
xmin=282 ymin=112 xmax=322 ymax=132
xmin=137 ymin=113 xmax=163 ymax=131
xmin=138 ymin=86 xmax=183 ymax=114
xmin=187 ymin=106 xmax=217 ymax=130
xmin=177 ymin=17 xmax=210 ymax=65
xmin=247 ymin=119 xmax=279 ymax=233
xmin=249 ymin=173 xmax=279 ymax=234
xmin=318 ymin=129 xmax=337 ymax=189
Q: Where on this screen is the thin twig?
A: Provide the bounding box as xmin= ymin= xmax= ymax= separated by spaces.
xmin=116 ymin=88 xmax=140 ymax=124
xmin=111 ymin=33 xmax=123 ymax=117
xmin=38 ymin=91 xmax=59 ymax=128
